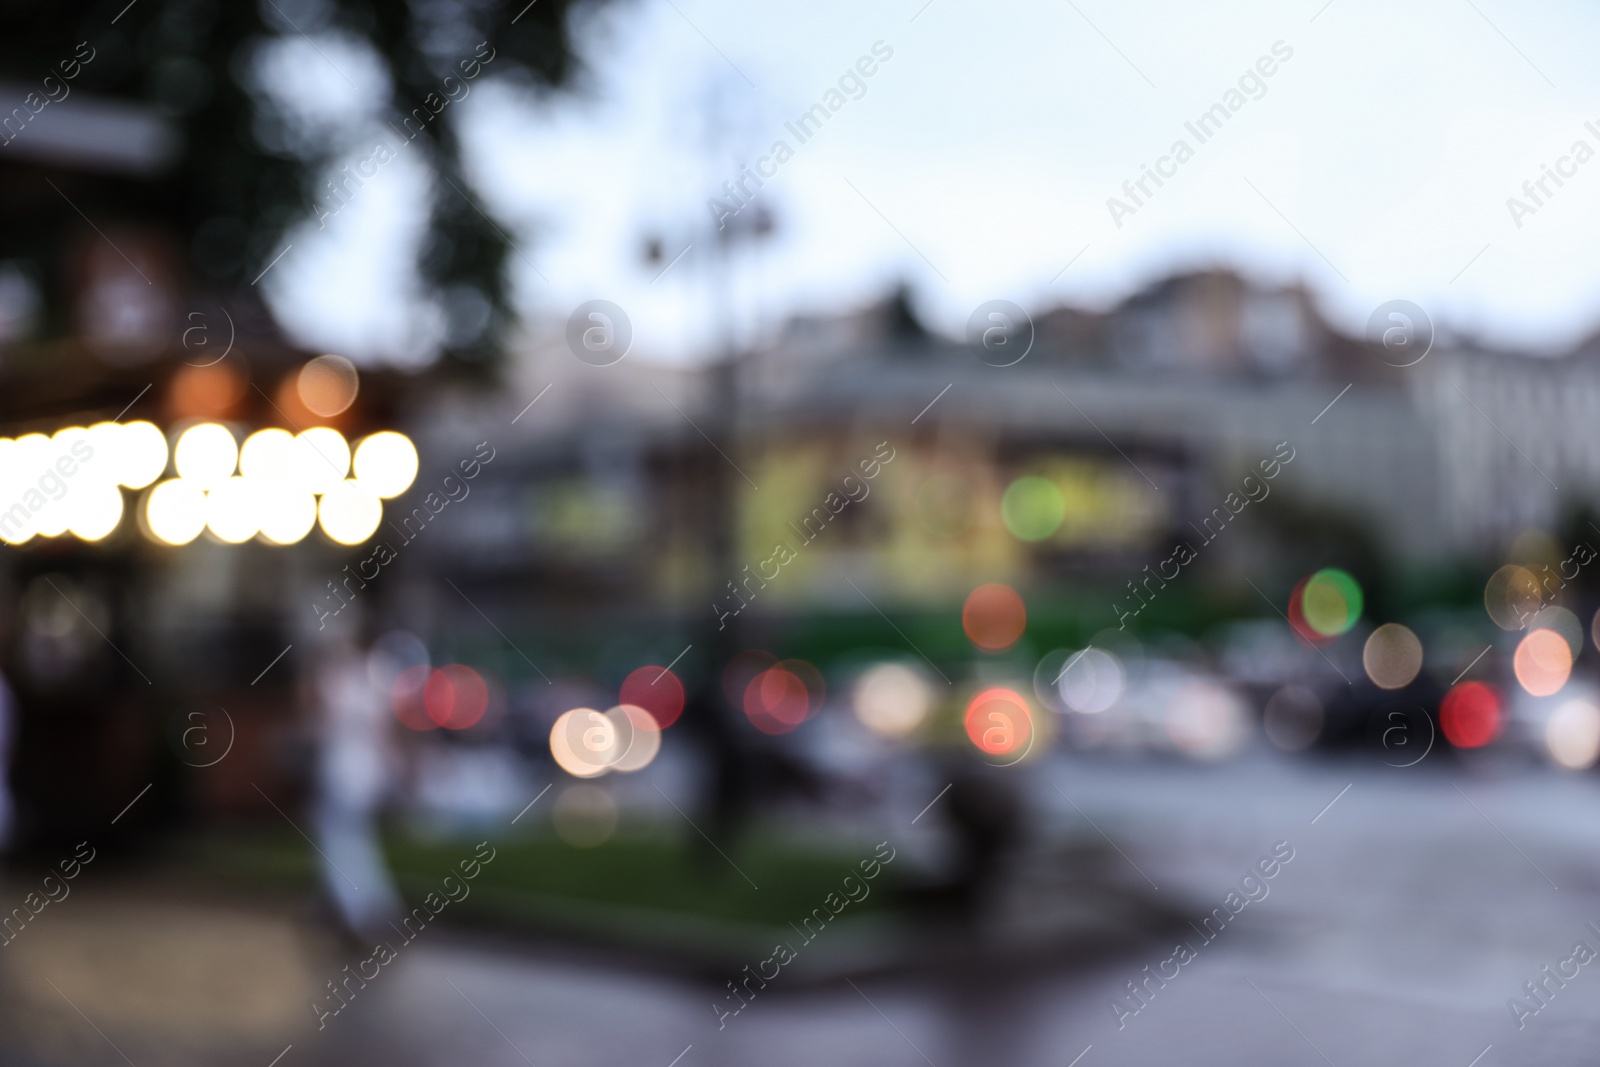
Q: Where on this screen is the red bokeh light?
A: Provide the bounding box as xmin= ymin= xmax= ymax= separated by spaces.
xmin=620 ymin=665 xmax=686 ymax=728
xmin=963 ymin=583 xmax=1026 ymax=651
xmin=743 ymin=667 xmax=811 ymax=734
xmin=964 ymin=687 xmax=1033 ymax=756
xmin=423 ymin=664 xmax=489 ymax=730
xmin=1287 ymin=578 xmax=1331 ymax=646
xmin=391 ymin=664 xmax=436 ymax=731
xmin=1440 ymin=681 xmax=1503 ymax=749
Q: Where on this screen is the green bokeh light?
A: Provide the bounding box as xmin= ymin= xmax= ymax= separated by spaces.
xmin=1302 ymin=568 xmax=1363 ymax=636
xmin=1001 ymin=475 xmax=1066 ymax=542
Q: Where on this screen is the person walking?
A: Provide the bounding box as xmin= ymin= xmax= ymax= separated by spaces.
xmin=310 ymin=631 xmax=404 ymax=941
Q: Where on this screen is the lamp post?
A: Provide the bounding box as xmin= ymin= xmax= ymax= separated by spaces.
xmin=641 ymin=200 xmax=775 ymax=852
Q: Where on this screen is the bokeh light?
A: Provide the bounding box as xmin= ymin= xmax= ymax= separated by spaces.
xmin=1514 ymin=628 xmax=1572 ymax=697
xmin=422 ymin=664 xmax=489 ymax=730
xmin=31 ymin=475 xmax=71 ymax=537
xmin=964 ymin=686 xmax=1033 ymax=757
xmin=83 ymin=423 xmax=120 ymax=485
xmin=66 ymin=481 xmax=124 ymax=542
xmin=390 ymin=664 xmax=436 ymax=732
xmin=256 ymin=482 xmax=318 ymax=545
xmin=169 ymin=361 xmax=246 ymax=419
xmin=318 ymin=480 xmax=382 ymax=545
xmin=1032 ymin=649 xmax=1072 ymax=712
xmin=297 ymin=354 xmax=360 ymax=417
xmin=0 ymin=417 xmax=413 ymax=548
xmin=1263 ymin=684 xmax=1323 ymax=751
xmin=606 ymin=704 xmax=662 ymax=773
xmin=369 ymin=631 xmax=428 ymax=694
xmin=1000 ymin=475 xmax=1065 ymax=542
xmin=294 ymin=427 xmax=351 ymax=494
xmin=205 ymin=476 xmax=259 ymax=543
xmin=1440 ymin=681 xmax=1503 ymax=748
xmin=1054 ymin=648 xmax=1124 ymax=714
xmin=352 ymin=431 xmax=419 ymax=499
xmin=1363 ymin=623 xmax=1423 ymax=690
xmin=98 ymin=420 xmax=168 ymax=489
xmin=619 ymin=665 xmax=685 ymax=728
xmin=1545 ymin=698 xmax=1600 ymax=770
xmin=1300 ymin=568 xmax=1363 ymax=637
xmin=962 ymin=582 xmax=1026 ymax=651
xmin=1286 ymin=578 xmax=1327 ymax=645
xmin=52 ymin=426 xmax=101 ymax=484
xmin=239 ymin=428 xmax=297 ymax=482
xmin=743 ymin=667 xmax=811 ymax=734
xmin=1164 ymin=680 xmax=1249 ymax=759
xmin=145 ymin=479 xmax=208 ymax=545
xmin=1485 ymin=564 xmax=1543 ymax=630
xmin=173 ymin=423 xmax=237 ymax=489
xmin=780 ymin=658 xmax=825 ymax=715
xmin=1529 ymin=605 xmax=1583 ymax=658
xmin=550 ymin=707 xmax=618 ymax=778
xmin=7 ymin=435 xmax=67 ymax=539
xmin=853 ymin=662 xmax=932 ymax=738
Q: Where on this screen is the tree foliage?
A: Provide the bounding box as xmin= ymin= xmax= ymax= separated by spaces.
xmin=0 ymin=0 xmax=608 ymax=371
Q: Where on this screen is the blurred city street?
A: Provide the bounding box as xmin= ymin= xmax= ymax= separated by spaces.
xmin=5 ymin=1 xmax=1600 ymax=1063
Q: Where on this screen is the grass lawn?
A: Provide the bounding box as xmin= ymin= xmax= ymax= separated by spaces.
xmin=185 ymin=821 xmax=902 ymax=961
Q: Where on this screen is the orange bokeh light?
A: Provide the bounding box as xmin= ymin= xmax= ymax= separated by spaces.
xmin=422 ymin=664 xmax=489 ymax=730
xmin=964 ymin=686 xmax=1033 ymax=756
xmin=271 ymin=370 xmax=350 ymax=430
xmin=168 ymin=361 xmax=247 ymax=420
xmin=1514 ymin=629 xmax=1572 ymax=697
xmin=963 ymin=583 xmax=1026 ymax=651
xmin=619 ymin=665 xmax=686 ymax=728
xmin=297 ymin=354 xmax=359 ymax=418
